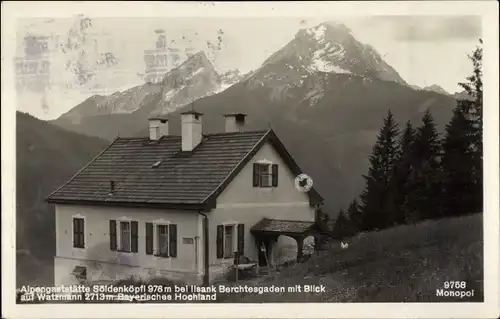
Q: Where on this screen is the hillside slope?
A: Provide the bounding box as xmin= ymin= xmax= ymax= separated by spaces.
xmin=220 ymin=213 xmax=483 ymax=302
xmin=16 ymin=111 xmax=108 ymax=286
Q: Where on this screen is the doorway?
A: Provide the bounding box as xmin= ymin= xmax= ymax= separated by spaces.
xmin=257 ymin=239 xmax=271 ymax=266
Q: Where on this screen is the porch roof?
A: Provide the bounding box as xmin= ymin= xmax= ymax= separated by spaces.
xmin=250 ymin=218 xmax=319 ymax=235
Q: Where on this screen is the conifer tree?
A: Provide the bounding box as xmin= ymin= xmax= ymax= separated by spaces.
xmin=460 ymin=40 xmax=483 ymax=213
xmin=332 ymin=209 xmax=349 ymax=240
xmin=323 ymin=211 xmax=330 ymax=226
xmin=442 ymin=40 xmax=483 ymax=216
xmin=347 ymin=199 xmax=362 ymax=231
xmin=390 ymin=120 xmax=415 ymax=225
xmin=459 ymin=39 xmax=483 ymax=147
xmin=441 ymin=99 xmax=476 ymax=217
xmin=359 ymin=110 xmax=400 ymax=230
xmin=403 ymin=110 xmax=441 ymax=221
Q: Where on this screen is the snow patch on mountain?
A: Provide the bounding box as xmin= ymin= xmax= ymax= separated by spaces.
xmin=162 ymin=85 xmax=186 ymax=102
xmin=307 ymin=23 xmax=327 ymax=41
xmin=216 ymin=68 xmax=246 ymax=93
xmin=184 ymin=67 xmax=205 ymax=81
xmin=310 ymin=58 xmax=351 ymax=74
xmin=310 ymin=44 xmax=351 ymax=74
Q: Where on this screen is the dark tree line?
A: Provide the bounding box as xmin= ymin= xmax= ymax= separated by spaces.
xmin=332 ymin=40 xmax=483 ymax=236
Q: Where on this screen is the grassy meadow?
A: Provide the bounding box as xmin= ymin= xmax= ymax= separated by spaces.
xmin=218 ymin=213 xmax=483 ymax=302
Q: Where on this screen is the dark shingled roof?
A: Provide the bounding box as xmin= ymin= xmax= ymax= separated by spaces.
xmin=250 ymin=218 xmax=316 ymax=234
xmin=46 ymin=129 xmax=323 ymax=210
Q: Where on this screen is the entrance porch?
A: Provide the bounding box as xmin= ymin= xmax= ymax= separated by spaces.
xmin=250 ymin=218 xmax=330 ymax=267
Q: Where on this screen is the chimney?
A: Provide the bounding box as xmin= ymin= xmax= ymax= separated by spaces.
xmin=224 ymin=113 xmax=247 ymax=133
xmin=181 ymin=111 xmax=203 ymax=151
xmin=148 ymin=115 xmax=169 ymax=140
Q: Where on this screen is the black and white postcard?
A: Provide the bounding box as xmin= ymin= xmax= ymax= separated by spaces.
xmin=2 ymin=1 xmax=499 ymax=318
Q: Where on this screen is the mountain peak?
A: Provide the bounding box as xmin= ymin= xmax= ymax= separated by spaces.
xmin=422 ymin=84 xmax=450 ymax=95
xmin=159 ymin=50 xmax=217 ymax=86
xmin=177 ymin=51 xmax=214 ymax=70
xmin=297 ymin=22 xmax=354 ymax=44
xmin=188 ymin=51 xmax=210 ymax=63
xmin=303 ymin=22 xmax=353 ymax=38
xmin=258 ymin=22 xmax=406 ymax=85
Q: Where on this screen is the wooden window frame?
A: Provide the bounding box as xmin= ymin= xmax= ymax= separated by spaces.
xmin=253 ymin=161 xmax=278 ymax=188
xmin=118 ymin=221 xmax=132 ymax=253
xmin=258 ymin=163 xmax=273 ymax=188
xmin=155 ymin=223 xmax=170 ymax=258
xmin=217 ymin=222 xmax=245 ymax=259
xmin=223 ymin=224 xmax=236 ymax=258
xmin=72 ymin=217 xmax=85 ymax=249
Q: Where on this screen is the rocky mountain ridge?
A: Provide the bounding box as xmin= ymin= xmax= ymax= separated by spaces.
xmin=58 ymin=51 xmax=243 ymax=123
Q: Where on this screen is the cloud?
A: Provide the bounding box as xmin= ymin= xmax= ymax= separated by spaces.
xmin=361 ymin=15 xmax=482 ymax=42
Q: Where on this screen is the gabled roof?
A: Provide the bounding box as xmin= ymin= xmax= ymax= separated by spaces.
xmin=46 ymin=129 xmax=323 ymax=211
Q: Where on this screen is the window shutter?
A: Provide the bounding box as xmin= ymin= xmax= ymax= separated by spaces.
xmin=169 ymin=224 xmax=177 ymax=257
xmin=145 ymin=223 xmax=153 ymax=255
xmin=252 ymin=163 xmax=260 ymax=187
xmin=216 ymin=225 xmax=224 ymax=258
xmin=73 ymin=218 xmax=78 ymax=247
xmin=80 ymin=219 xmax=85 ymax=247
xmin=237 ymin=224 xmax=245 ymax=256
xmin=272 ymin=164 xmax=278 ymax=187
xmin=131 ymin=221 xmax=138 ymax=253
xmin=109 ymin=220 xmax=117 ymax=251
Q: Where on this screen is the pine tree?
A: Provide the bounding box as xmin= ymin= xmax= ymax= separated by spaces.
xmin=332 ymin=209 xmax=349 ymax=240
xmin=359 ymin=110 xmax=400 ymax=230
xmin=459 ymin=39 xmax=483 ymax=145
xmin=323 ymin=211 xmax=330 ymax=225
xmin=403 ymin=110 xmax=442 ymax=221
xmin=459 ymin=40 xmax=483 ymax=213
xmin=441 ymin=40 xmax=483 ymax=216
xmin=346 ymin=199 xmax=362 ymax=232
xmin=441 ymin=99 xmax=476 ymax=217
xmin=390 ymin=120 xmax=415 ymax=225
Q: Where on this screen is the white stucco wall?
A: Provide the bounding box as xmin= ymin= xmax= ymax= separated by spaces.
xmin=54 ymin=204 xmax=203 ymax=285
xmin=209 ymin=141 xmax=316 ymax=271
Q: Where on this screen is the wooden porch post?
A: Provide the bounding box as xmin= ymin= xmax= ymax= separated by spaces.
xmin=268 ymin=235 xmax=279 ymax=267
xmin=295 ymin=236 xmax=304 ymax=262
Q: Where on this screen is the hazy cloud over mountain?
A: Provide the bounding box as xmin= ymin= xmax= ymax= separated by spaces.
xmin=361 ymin=16 xmax=482 ymax=42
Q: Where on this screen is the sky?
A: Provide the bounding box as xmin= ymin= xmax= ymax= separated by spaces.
xmin=14 ymin=15 xmax=481 ymax=120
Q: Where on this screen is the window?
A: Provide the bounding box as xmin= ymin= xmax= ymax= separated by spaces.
xmin=110 ymin=220 xmax=138 ymax=253
xmin=72 ymin=266 xmax=87 ymax=281
xmin=120 ymin=221 xmax=131 ymax=252
xmin=259 ymin=164 xmax=272 ymax=187
xmin=73 ymin=218 xmax=85 ymax=248
xmin=157 ymin=225 xmax=169 ymax=257
xmin=217 ymin=224 xmax=245 ymax=259
xmin=145 ymin=223 xmax=177 ymax=258
xmin=224 ymin=225 xmax=234 ymax=258
xmin=253 ymin=163 xmax=279 ymax=188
